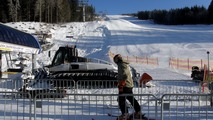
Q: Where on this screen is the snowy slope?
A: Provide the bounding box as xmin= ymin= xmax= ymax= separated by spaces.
xmin=2 ymin=15 xmax=213 ymax=120
xmin=4 ymin=15 xmax=213 ymax=80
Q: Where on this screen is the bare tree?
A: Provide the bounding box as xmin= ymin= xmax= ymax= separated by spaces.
xmin=34 ymin=0 xmax=44 ymax=22
xmin=7 ymin=0 xmax=21 ymax=22
xmin=15 ymin=0 xmax=20 ymax=21
xmin=7 ymin=0 xmax=15 ymax=21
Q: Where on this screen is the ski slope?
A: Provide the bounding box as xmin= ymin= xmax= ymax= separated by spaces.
xmin=2 ymin=15 xmax=213 ymax=120
xmin=52 ymin=15 xmax=212 ymax=80
xmin=4 ymin=15 xmax=213 ymax=79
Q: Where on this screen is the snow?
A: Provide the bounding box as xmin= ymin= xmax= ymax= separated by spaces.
xmin=1 ymin=15 xmax=213 ymax=120
xmin=4 ymin=16 xmax=213 ymax=75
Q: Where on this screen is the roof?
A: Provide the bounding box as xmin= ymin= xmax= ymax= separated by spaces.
xmin=0 ymin=24 xmax=41 ymax=54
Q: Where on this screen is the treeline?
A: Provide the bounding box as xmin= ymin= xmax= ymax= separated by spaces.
xmin=137 ymin=1 xmax=213 ymax=25
xmin=0 ymin=0 xmax=96 ymax=23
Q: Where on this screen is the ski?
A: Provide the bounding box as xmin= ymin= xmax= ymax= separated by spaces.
xmin=108 ymin=113 xmax=119 ymax=117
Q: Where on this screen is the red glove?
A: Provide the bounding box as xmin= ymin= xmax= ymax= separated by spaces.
xmin=118 ymin=80 xmax=126 ymax=92
xmin=118 ymin=85 xmax=124 ymax=92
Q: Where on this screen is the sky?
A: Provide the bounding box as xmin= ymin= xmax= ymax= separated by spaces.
xmin=88 ymin=0 xmax=212 ymax=15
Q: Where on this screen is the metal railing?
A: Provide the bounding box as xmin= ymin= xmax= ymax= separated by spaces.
xmin=161 ymin=94 xmax=213 ymax=120
xmin=0 ymin=92 xmax=212 ymax=120
xmin=33 ymin=93 xmax=158 ymax=120
xmin=0 ymin=91 xmax=32 ymax=120
xmin=0 ymin=78 xmax=212 ymax=120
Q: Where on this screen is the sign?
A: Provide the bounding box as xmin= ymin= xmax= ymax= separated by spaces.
xmin=0 ymin=41 xmax=40 ymax=54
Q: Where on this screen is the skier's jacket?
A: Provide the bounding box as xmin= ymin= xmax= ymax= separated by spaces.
xmin=117 ymin=60 xmax=134 ymax=88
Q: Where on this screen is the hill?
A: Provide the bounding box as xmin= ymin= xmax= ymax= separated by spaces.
xmin=4 ymin=15 xmax=213 ymax=79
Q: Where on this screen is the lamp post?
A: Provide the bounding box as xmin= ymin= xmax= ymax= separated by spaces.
xmin=207 ymin=51 xmax=213 ymax=107
xmin=207 ymin=51 xmax=210 ymax=78
xmin=79 ymin=0 xmax=88 ymax=22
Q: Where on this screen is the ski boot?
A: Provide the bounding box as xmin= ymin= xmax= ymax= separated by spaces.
xmin=128 ymin=112 xmax=148 ymax=120
xmin=116 ymin=113 xmax=129 ymax=120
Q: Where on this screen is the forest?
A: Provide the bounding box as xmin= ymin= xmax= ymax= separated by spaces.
xmin=1 ymin=0 xmax=213 ymax=25
xmin=137 ymin=0 xmax=213 ymax=25
xmin=0 ymin=0 xmax=95 ymax=23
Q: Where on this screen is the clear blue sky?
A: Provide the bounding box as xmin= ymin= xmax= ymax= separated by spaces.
xmin=88 ymin=0 xmax=212 ymax=15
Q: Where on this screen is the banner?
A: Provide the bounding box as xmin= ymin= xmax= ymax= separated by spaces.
xmin=0 ymin=41 xmax=40 ymax=54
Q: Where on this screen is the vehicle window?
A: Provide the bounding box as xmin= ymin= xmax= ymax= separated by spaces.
xmin=64 ymin=53 xmax=69 ymax=63
xmin=52 ymin=51 xmax=63 ymax=66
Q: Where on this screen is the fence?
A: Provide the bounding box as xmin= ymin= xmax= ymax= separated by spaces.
xmin=0 ymin=78 xmax=212 ymax=120
xmin=108 ymin=51 xmax=159 ymax=66
xmin=0 ymin=92 xmax=212 ymax=120
xmin=161 ymin=94 xmax=213 ymax=120
xmin=0 ymin=91 xmax=33 ymax=120
xmin=169 ymin=57 xmax=213 ymax=71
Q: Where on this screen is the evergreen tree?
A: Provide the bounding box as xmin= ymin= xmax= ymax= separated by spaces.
xmin=208 ymin=0 xmax=213 ymax=23
xmin=19 ymin=0 xmax=37 ymax=21
xmin=0 ymin=0 xmax=9 ymax=22
xmin=59 ymin=0 xmax=71 ymax=22
xmin=0 ymin=0 xmax=96 ymax=22
xmin=69 ymin=0 xmax=79 ymax=21
xmin=85 ymin=5 xmax=95 ymax=21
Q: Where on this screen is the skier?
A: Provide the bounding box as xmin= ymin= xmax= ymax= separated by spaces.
xmin=113 ymin=54 xmax=147 ymax=120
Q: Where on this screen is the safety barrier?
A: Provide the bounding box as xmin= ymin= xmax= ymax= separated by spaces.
xmin=76 ymin=80 xmax=203 ymax=98
xmin=108 ymin=51 xmax=159 ymax=66
xmin=161 ymin=94 xmax=213 ymax=120
xmin=0 ymin=78 xmax=203 ymax=99
xmin=33 ymin=93 xmax=158 ymax=120
xmin=0 ymin=78 xmax=212 ymax=120
xmin=0 ymin=92 xmax=212 ymax=120
xmin=169 ymin=57 xmax=213 ymax=71
xmin=0 ymin=91 xmax=32 ymax=120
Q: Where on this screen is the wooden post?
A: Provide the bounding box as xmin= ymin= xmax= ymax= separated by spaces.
xmin=157 ymin=58 xmax=159 ymax=65
xmin=201 ymin=59 xmax=203 ymax=69
xmin=188 ymin=58 xmax=190 ymax=70
xmin=147 ymin=57 xmax=148 ymax=64
xmin=169 ymin=58 xmax=171 ymax=67
xmin=177 ymin=58 xmax=179 ymax=69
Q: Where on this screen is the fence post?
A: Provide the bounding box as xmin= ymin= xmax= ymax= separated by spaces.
xmin=136 ymin=56 xmax=138 ymax=63
xmin=157 ymin=58 xmax=159 ymax=65
xmin=188 ymin=58 xmax=190 ymax=70
xmin=201 ymin=59 xmax=203 ymax=69
xmin=177 ymin=58 xmax=179 ymax=69
xmin=169 ymin=58 xmax=171 ymax=67
xmin=147 ymin=57 xmax=148 ymax=64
